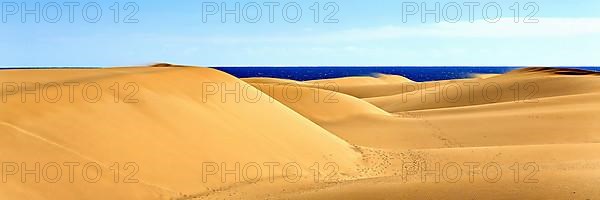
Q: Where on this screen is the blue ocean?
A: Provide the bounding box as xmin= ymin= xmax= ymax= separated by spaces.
xmin=214 ymin=67 xmax=600 ymax=82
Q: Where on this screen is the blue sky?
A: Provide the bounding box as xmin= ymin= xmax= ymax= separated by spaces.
xmin=1 ymin=0 xmax=599 ymax=66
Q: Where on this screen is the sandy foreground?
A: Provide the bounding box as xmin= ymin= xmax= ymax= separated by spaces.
xmin=1 ymin=65 xmax=599 ymax=199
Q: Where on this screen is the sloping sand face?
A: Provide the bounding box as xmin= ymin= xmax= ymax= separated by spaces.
xmin=248 ymin=82 xmax=390 ymax=122
xmin=0 ymin=66 xmax=361 ymax=199
xmin=2 ymin=66 xmax=600 ymax=200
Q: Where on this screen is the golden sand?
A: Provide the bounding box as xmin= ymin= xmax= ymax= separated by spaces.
xmin=1 ymin=65 xmax=599 ymax=199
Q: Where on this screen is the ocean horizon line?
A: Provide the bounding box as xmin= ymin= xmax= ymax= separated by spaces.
xmin=2 ymin=65 xmax=600 ymax=68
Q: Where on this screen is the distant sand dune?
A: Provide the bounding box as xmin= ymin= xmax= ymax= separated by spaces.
xmin=366 ymin=68 xmax=600 ymax=112
xmin=248 ymin=82 xmax=390 ymax=122
xmin=306 ymin=73 xmax=414 ymax=86
xmin=510 ymin=67 xmax=600 ymax=76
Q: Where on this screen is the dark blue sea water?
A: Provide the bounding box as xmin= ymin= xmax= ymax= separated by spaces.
xmin=2 ymin=66 xmax=598 ymax=82
xmin=214 ymin=67 xmax=600 ymax=82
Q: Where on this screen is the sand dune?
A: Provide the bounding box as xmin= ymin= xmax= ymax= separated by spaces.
xmin=0 ymin=65 xmax=360 ymax=199
xmin=247 ymin=68 xmax=600 ymax=150
xmin=306 ymin=73 xmax=413 ymax=86
xmin=245 ymin=74 xmax=415 ymax=100
xmin=321 ymin=92 xmax=600 ymax=149
xmin=296 ymin=74 xmax=420 ymax=99
xmin=247 ymin=82 xmax=390 ymax=122
xmin=374 ymin=73 xmax=415 ymax=83
xmin=2 ymin=66 xmax=599 ymax=200
xmin=366 ymin=68 xmax=600 ymax=112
